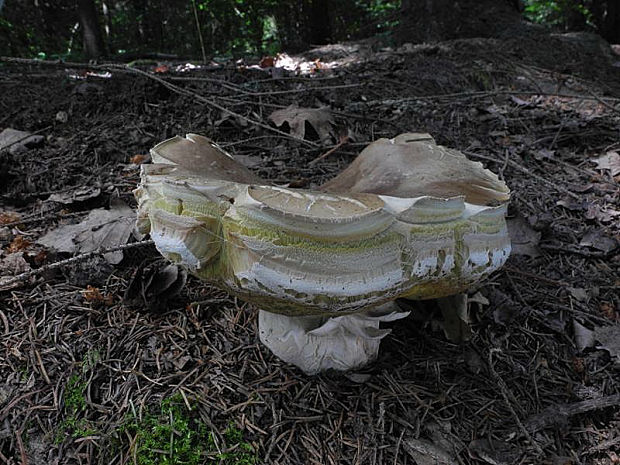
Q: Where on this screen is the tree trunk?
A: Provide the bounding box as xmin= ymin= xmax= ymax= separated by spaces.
xmin=397 ymin=0 xmax=522 ymax=44
xmin=308 ymin=0 xmax=331 ymax=45
xmin=593 ymin=0 xmax=620 ymax=43
xmin=78 ymin=0 xmax=105 ymax=58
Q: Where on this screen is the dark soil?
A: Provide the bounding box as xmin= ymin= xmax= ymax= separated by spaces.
xmin=0 ymin=32 xmax=619 ymax=465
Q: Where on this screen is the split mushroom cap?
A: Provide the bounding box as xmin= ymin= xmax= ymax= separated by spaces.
xmin=321 ymin=133 xmax=510 ymax=205
xmin=135 ymin=133 xmax=511 ymax=317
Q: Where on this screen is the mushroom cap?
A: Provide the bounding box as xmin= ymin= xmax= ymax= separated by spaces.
xmin=135 ymin=133 xmax=510 ymax=316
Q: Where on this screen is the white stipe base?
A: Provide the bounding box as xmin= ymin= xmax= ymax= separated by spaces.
xmin=258 ymin=303 xmax=410 ymax=374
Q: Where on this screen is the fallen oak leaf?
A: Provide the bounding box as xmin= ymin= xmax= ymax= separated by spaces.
xmin=268 ymin=104 xmax=334 ymax=143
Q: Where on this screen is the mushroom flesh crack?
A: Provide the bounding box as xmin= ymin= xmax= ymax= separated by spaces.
xmin=135 ymin=133 xmax=511 ymax=374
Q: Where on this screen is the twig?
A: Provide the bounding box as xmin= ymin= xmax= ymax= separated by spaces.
xmin=346 ymin=90 xmax=620 ymax=109
xmin=16 ymin=429 xmax=28 ymax=465
xmin=118 ymin=66 xmax=319 ymax=147
xmin=0 ymin=240 xmax=154 ymax=291
xmin=190 ymin=0 xmax=207 ymax=64
xmin=1 ymin=211 xmax=85 ymax=228
xmin=308 ymin=135 xmax=350 ymax=165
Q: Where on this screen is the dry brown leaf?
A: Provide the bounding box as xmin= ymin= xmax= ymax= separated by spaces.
xmin=259 ymin=56 xmax=275 ymax=68
xmin=82 ymin=285 xmax=114 ymax=306
xmin=7 ymin=236 xmax=31 ymax=253
xmin=599 ymin=302 xmax=617 ymax=320
xmin=268 ymin=104 xmax=334 ymax=143
xmin=0 ymin=212 xmax=21 ymax=225
xmin=130 ymin=154 xmax=148 ymax=164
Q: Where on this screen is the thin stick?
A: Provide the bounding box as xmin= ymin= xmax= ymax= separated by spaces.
xmin=16 ymin=429 xmax=28 ymax=465
xmin=1 ymin=211 xmax=85 ymax=228
xmin=190 ymin=0 xmax=207 ymax=64
xmin=118 ymin=65 xmax=318 ymax=147
xmin=308 ymin=135 xmax=350 ymax=165
xmin=0 ymin=240 xmax=154 ymax=291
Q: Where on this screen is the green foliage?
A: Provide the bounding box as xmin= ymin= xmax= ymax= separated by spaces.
xmin=121 ymin=393 xmax=256 ymax=465
xmin=359 ymin=0 xmax=400 ymax=30
xmin=524 ymin=0 xmax=593 ymax=29
xmin=2 ymin=0 xmax=403 ymax=60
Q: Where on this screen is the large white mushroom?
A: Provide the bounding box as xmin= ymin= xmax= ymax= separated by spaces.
xmin=134 ymin=133 xmax=510 ymax=374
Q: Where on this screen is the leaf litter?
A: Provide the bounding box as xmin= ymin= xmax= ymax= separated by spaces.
xmin=1 ymin=35 xmax=620 ymax=465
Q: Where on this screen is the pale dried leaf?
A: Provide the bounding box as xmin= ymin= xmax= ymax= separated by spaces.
xmin=47 ymin=186 xmax=101 ymax=204
xmin=38 ymin=201 xmax=135 ymax=264
xmin=591 ymin=151 xmax=620 ymax=176
xmin=403 ymin=437 xmax=456 ymax=465
xmin=573 ymin=320 xmax=595 ymax=352
xmin=268 ymin=104 xmax=334 ymax=142
xmin=0 ymin=253 xmax=32 ymax=290
xmin=580 ymin=230 xmax=618 ymax=254
xmin=0 ymin=128 xmax=44 ymax=154
xmin=507 ymin=215 xmax=541 ymax=257
xmin=468 ymin=438 xmax=523 ymax=465
xmin=568 ymin=287 xmax=589 ymax=302
xmin=594 ymin=324 xmax=620 ymax=359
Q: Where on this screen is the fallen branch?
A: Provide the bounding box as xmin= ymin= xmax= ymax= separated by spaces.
xmin=525 ymin=394 xmax=620 ymax=433
xmin=0 ymin=239 xmax=154 ymax=291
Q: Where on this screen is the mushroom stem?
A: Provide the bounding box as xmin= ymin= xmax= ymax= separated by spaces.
xmin=258 ymin=304 xmax=410 ymax=374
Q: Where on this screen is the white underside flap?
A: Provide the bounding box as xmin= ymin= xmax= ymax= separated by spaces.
xmin=258 ymin=303 xmax=410 ymax=374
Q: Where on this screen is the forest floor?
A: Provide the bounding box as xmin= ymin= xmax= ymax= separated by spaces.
xmin=0 ymin=30 xmax=619 ymax=465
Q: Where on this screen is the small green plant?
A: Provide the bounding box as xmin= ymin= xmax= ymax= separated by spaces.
xmin=64 ymin=374 xmax=87 ymax=413
xmin=56 ymin=352 xmax=101 ymax=443
xmin=122 ymin=393 xmax=256 ymax=465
